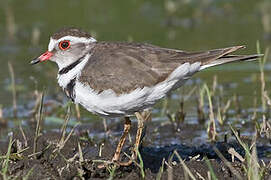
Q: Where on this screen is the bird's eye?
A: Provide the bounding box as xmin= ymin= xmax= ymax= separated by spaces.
xmin=59 ymin=40 xmax=71 ymax=50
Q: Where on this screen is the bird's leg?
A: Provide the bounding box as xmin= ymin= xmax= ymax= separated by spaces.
xmin=132 ymin=111 xmax=151 ymax=158
xmin=112 ymin=117 xmax=131 ymax=162
xmin=98 ymin=112 xmax=150 ymax=168
xmin=119 ymin=111 xmax=150 ymax=166
xmin=98 ymin=117 xmax=131 ymax=168
xmin=133 ymin=112 xmax=145 ymax=157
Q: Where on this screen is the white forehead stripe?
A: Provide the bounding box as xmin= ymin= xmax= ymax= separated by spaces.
xmin=48 ymin=36 xmax=97 ymax=51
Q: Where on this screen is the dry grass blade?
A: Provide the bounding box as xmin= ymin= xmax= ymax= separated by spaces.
xmin=103 ymin=118 xmax=108 ymax=132
xmin=33 ymin=92 xmax=44 ymax=158
xmin=60 ymin=105 xmax=71 ymax=145
xmin=99 ymin=143 xmax=104 ymax=157
xmin=8 ymin=61 xmax=17 ymax=117
xmin=204 ymin=84 xmax=217 ymax=141
xmin=19 ymin=125 xmax=28 ymax=147
xmin=218 ymin=98 xmax=231 ymax=125
xmin=260 ymin=115 xmax=271 ymax=139
xmin=28 ymin=144 xmax=51 ymax=158
xmin=156 ymin=158 xmax=165 ymax=180
xmin=212 ymin=75 xmax=217 ymax=95
xmin=197 ymin=86 xmax=206 ymax=124
xmin=166 ymin=152 xmax=175 ymax=180
xmin=228 ymin=148 xmax=245 ymax=163
xmin=183 ymin=86 xmax=197 ymax=101
xmin=213 ymin=147 xmax=242 ymax=180
xmin=249 ymin=144 xmax=260 ymax=180
xmin=247 ymin=132 xmax=261 ymax=180
xmin=173 ymin=150 xmax=196 ymax=180
xmin=251 ymin=91 xmax=258 ymax=121
xmin=230 ymin=125 xmax=249 ymax=155
xmin=55 ymin=105 xmax=80 ymax=152
xmin=257 ymin=41 xmax=269 ymax=111
xmin=78 ymin=142 xmax=84 ymax=164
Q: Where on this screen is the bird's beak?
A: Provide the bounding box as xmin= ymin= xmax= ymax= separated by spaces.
xmin=30 ymin=51 xmax=53 ymax=65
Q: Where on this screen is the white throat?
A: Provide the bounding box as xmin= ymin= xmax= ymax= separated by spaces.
xmin=57 ymin=53 xmax=90 ymax=88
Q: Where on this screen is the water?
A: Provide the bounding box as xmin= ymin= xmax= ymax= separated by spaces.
xmin=0 ymin=0 xmax=271 ymax=133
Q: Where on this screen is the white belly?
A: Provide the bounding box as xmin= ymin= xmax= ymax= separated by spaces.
xmin=73 ymin=62 xmax=201 ymax=117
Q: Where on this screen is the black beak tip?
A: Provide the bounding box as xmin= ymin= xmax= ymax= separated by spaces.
xmin=30 ymin=59 xmax=40 ymax=65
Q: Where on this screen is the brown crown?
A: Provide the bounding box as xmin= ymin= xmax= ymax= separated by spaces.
xmin=51 ymin=27 xmax=92 ymax=39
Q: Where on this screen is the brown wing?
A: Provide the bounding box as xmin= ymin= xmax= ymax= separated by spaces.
xmin=78 ymin=42 xmax=251 ymax=94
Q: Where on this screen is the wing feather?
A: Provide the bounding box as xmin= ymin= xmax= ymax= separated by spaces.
xmin=79 ymin=42 xmax=260 ymax=94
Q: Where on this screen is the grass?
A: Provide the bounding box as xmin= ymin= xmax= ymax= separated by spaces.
xmin=156 ymin=158 xmax=165 ymax=180
xmin=0 ymin=135 xmax=13 ymax=180
xmin=230 ymin=126 xmax=264 ymax=180
xmin=137 ymin=148 xmax=145 ymax=179
xmin=204 ymin=157 xmax=217 ymax=180
xmin=33 ymin=92 xmax=44 ymax=158
xmin=194 ymin=44 xmax=270 ymax=179
xmin=107 ymin=164 xmax=117 ymax=180
xmin=159 ymin=44 xmax=270 ymax=179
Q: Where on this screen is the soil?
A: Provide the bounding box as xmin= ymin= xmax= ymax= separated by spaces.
xmin=1 ymin=120 xmax=271 ymax=180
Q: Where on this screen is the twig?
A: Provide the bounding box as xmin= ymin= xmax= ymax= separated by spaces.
xmin=213 ymin=147 xmax=242 ymax=180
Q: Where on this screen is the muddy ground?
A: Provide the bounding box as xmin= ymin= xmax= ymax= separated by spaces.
xmin=1 ymin=119 xmax=271 ymax=179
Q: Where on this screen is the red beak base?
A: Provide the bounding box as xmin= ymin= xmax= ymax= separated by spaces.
xmin=30 ymin=51 xmax=53 ymax=65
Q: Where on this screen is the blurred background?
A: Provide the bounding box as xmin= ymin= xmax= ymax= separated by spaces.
xmin=0 ymin=0 xmax=271 ymax=138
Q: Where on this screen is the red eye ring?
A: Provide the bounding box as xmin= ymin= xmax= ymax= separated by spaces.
xmin=59 ymin=40 xmax=71 ymax=50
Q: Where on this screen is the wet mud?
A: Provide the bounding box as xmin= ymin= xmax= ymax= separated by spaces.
xmin=1 ymin=120 xmax=271 ymax=179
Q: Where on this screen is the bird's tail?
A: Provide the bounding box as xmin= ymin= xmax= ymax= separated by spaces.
xmin=199 ymin=46 xmax=263 ymax=70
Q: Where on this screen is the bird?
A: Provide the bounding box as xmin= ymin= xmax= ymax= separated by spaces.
xmin=30 ymin=27 xmax=261 ymax=167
